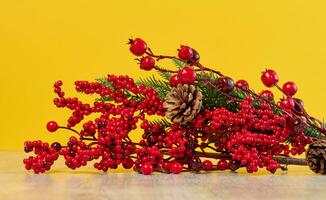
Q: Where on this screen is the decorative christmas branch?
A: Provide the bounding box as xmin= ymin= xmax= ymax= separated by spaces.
xmin=22 ymin=37 xmax=326 ymax=175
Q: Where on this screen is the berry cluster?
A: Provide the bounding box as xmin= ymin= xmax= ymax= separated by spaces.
xmin=23 ymin=140 xmax=59 ymax=173
xmin=24 ymin=74 xmax=167 ymax=173
xmin=190 ymin=98 xmax=311 ymax=173
xmin=23 ymin=37 xmax=325 ymax=175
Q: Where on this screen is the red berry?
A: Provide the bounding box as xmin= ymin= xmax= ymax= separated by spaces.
xmin=191 ymin=49 xmax=200 ymax=62
xmin=178 ymin=45 xmax=193 ymax=61
xmin=235 ymin=80 xmax=249 ymax=90
xmin=202 ymin=160 xmax=213 ymax=171
xmin=47 ymin=121 xmax=58 ymax=132
xmin=122 ymin=158 xmax=134 ymax=169
xmin=282 ymin=81 xmax=297 ymax=96
xmin=261 ymin=69 xmax=279 ymax=87
xmin=259 ymin=90 xmax=274 ymax=101
xmin=217 ymin=160 xmax=228 ymax=170
xmin=129 ymin=38 xmax=147 ymax=56
xmin=229 ymin=160 xmax=241 ymax=171
xmin=141 ymin=162 xmax=153 ymax=175
xmin=178 ymin=66 xmax=196 ymax=84
xmin=140 ymin=56 xmax=155 ymax=71
xmin=291 ymin=148 xmax=297 ymax=155
xmin=24 ymin=146 xmax=32 ymax=153
xmin=293 ymin=98 xmax=304 ymax=112
xmin=51 ymin=142 xmax=62 ymax=151
xmin=162 ymin=162 xmax=171 ymax=171
xmin=54 ymin=80 xmax=63 ymax=87
xmin=188 ymin=157 xmax=202 ymax=171
xmin=170 ymin=162 xmax=182 ymax=174
xmin=169 ymin=75 xmax=181 ymax=87
xmin=217 ymin=77 xmax=234 ymax=93
xmin=280 ymin=97 xmax=295 ymax=110
xmin=288 ymin=118 xmax=307 ymax=134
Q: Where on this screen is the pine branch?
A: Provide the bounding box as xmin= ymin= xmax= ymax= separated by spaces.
xmin=195 ymin=72 xmax=240 ymax=111
xmin=95 ymin=77 xmax=114 ymax=90
xmin=229 ymin=90 xmax=246 ymax=100
xmin=172 ymin=58 xmax=187 ymax=69
xmin=305 ymin=125 xmax=322 ymax=138
xmin=155 ymin=66 xmax=171 ymax=81
xmin=95 ymin=95 xmax=112 ymax=102
xmin=149 ymin=118 xmax=171 ymax=128
xmin=124 ymin=90 xmax=145 ymax=102
xmin=136 ymin=75 xmax=170 ymax=99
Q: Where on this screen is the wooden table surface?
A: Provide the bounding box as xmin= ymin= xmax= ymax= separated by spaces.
xmin=1 ymin=151 xmax=325 ymax=200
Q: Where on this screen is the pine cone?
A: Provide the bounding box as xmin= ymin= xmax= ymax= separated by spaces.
xmin=306 ymin=139 xmax=326 ymax=174
xmin=163 ymin=84 xmax=202 ymax=125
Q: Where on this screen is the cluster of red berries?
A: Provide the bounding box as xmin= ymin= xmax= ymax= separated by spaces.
xmin=24 ymin=74 xmax=168 ymax=174
xmin=261 ymin=69 xmax=299 ymax=111
xmin=129 ymin=38 xmax=200 ymax=86
xmin=189 ymin=97 xmax=311 ymax=173
xmin=23 ymin=37 xmax=320 ymax=175
xmin=23 ymin=140 xmax=59 ymax=173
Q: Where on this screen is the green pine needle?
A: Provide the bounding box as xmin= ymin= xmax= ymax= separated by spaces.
xmin=305 ymin=125 xmax=322 ymax=138
xmin=149 ymin=118 xmax=171 ymax=128
xmin=172 ymin=58 xmax=187 ymax=69
xmin=95 ymin=95 xmax=112 ymax=102
xmin=195 ymin=72 xmax=240 ymax=111
xmin=95 ymin=77 xmax=114 ymax=90
xmin=155 ymin=67 xmax=171 ymax=81
xmin=136 ymin=75 xmax=170 ymax=99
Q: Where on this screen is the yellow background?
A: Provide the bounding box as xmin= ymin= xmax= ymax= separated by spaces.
xmin=1 ymin=0 xmax=326 ymax=150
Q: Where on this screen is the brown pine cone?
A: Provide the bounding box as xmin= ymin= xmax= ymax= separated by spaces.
xmin=163 ymin=84 xmax=202 ymax=125
xmin=306 ymin=138 xmax=326 ymax=174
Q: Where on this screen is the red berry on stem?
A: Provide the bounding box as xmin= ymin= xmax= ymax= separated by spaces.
xmin=51 ymin=142 xmax=62 ymax=151
xmin=280 ymin=97 xmax=295 ymax=110
xmin=169 ymin=75 xmax=181 ymax=87
xmin=140 ymin=56 xmax=155 ymax=71
xmin=282 ymin=81 xmax=297 ymax=96
xmin=54 ymin=80 xmax=63 ymax=87
xmin=190 ymin=49 xmax=200 ymax=62
xmin=229 ymin=160 xmax=241 ymax=171
xmin=293 ymin=98 xmax=304 ymax=112
xmin=141 ymin=162 xmax=153 ymax=175
xmin=178 ymin=45 xmax=193 ymax=61
xmin=24 ymin=146 xmax=32 ymax=153
xmin=122 ymin=158 xmax=134 ymax=169
xmin=170 ymin=162 xmax=183 ymax=174
xmin=294 ymin=120 xmax=307 ymax=134
xmin=202 ymin=160 xmax=213 ymax=171
xmin=261 ymin=69 xmax=279 ymax=87
xmin=235 ymin=80 xmax=249 ymax=90
xmin=217 ymin=160 xmax=229 ymax=170
xmin=189 ymin=157 xmax=202 ymax=171
xmin=47 ymin=121 xmax=58 ymax=132
xmin=217 ymin=77 xmax=234 ymax=93
xmin=259 ymin=90 xmax=274 ymax=101
xmin=288 ymin=117 xmax=308 ymax=134
xmin=129 ymin=38 xmax=147 ymax=56
xmin=162 ymin=162 xmax=171 ymax=171
xmin=178 ymin=66 xmax=196 ymax=84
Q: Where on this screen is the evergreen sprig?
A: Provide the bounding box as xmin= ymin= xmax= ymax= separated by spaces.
xmin=305 ymin=125 xmax=322 ymax=138
xmin=195 ymin=72 xmax=240 ymax=111
xmin=155 ymin=66 xmax=172 ymax=81
xmin=95 ymin=77 xmax=115 ymax=90
xmin=94 ymin=77 xmax=145 ymax=102
xmin=95 ymin=95 xmax=112 ymax=102
xmin=149 ymin=118 xmax=171 ymax=128
xmin=136 ymin=75 xmax=170 ymax=99
xmin=172 ymin=58 xmax=187 ymax=69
